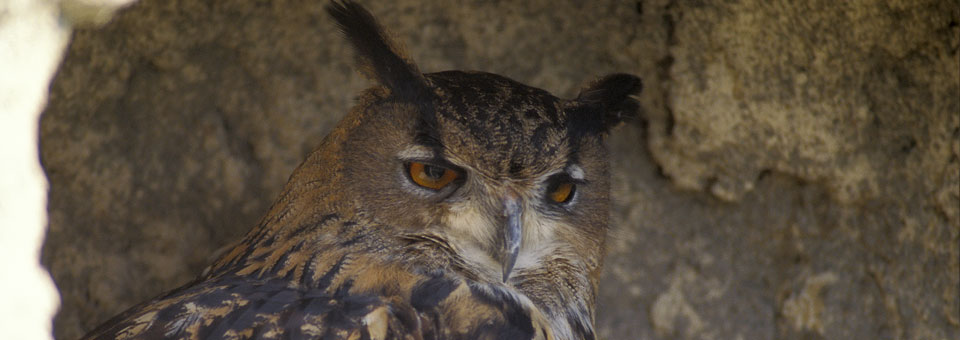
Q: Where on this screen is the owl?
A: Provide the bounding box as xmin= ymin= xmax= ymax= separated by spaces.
xmin=81 ymin=1 xmax=641 ymax=339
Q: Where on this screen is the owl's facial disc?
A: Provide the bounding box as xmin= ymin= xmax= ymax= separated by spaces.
xmin=393 ymin=128 xmax=603 ymax=284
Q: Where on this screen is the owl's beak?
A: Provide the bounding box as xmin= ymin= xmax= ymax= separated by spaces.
xmin=501 ymin=195 xmax=523 ymax=283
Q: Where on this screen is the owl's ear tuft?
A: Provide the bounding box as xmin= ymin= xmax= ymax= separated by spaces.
xmin=326 ymin=1 xmax=432 ymax=101
xmin=570 ymin=73 xmax=642 ymax=134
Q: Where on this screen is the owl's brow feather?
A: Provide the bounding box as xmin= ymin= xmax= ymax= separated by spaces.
xmin=326 ymin=0 xmax=429 ymax=101
xmin=329 ymin=0 xmax=444 ymax=158
xmin=413 ymin=131 xmax=443 ymax=150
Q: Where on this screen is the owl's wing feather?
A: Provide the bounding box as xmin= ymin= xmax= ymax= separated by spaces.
xmin=81 ymin=274 xmax=409 ymax=340
xmin=82 ymin=270 xmax=548 ymax=340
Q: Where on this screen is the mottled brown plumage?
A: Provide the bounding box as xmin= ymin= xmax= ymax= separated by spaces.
xmin=81 ymin=1 xmax=641 ymax=339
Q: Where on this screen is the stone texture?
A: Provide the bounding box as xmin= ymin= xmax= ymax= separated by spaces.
xmin=40 ymin=0 xmax=958 ymax=339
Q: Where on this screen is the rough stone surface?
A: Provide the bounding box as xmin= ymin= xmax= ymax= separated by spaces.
xmin=40 ymin=0 xmax=959 ymax=339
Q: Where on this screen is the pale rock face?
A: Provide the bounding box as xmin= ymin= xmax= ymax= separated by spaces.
xmin=38 ymin=0 xmax=959 ymax=339
xmin=1 ymin=1 xmax=136 ymax=339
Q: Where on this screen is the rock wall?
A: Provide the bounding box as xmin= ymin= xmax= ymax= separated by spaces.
xmin=41 ymin=0 xmax=959 ymax=339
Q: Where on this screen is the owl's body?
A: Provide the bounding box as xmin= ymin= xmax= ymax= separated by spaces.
xmin=82 ymin=2 xmax=640 ymax=340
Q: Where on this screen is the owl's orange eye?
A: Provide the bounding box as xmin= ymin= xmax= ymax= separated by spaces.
xmin=408 ymin=162 xmax=459 ymax=190
xmin=548 ymin=181 xmax=575 ymax=203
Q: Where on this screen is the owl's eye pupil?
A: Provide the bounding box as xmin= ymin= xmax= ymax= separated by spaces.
xmin=423 ymin=164 xmax=446 ymax=179
xmin=407 ymin=162 xmax=459 ymax=190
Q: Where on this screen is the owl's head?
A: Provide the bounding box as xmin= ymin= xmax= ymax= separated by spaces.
xmin=318 ymin=1 xmax=641 ymax=289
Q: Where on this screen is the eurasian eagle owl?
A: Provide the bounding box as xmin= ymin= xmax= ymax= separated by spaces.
xmin=83 ymin=1 xmax=641 ymax=339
